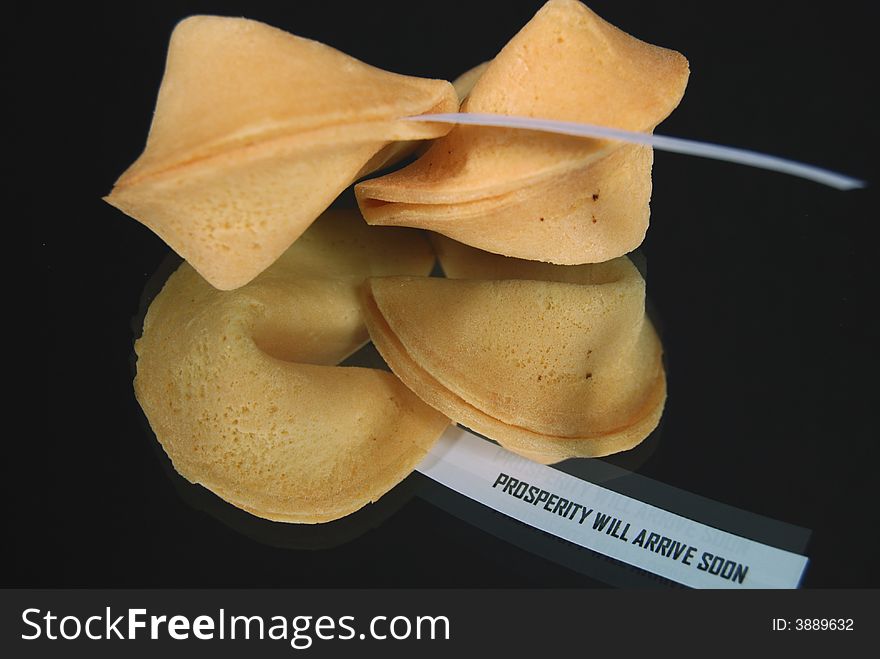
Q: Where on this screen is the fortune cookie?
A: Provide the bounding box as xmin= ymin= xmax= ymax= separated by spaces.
xmin=356 ymin=0 xmax=689 ymax=264
xmin=134 ymin=209 xmax=449 ymax=523
xmin=105 ymin=16 xmax=457 ymax=290
xmin=361 ymin=235 xmax=666 ymax=463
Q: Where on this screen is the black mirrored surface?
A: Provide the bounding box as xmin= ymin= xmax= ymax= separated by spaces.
xmin=23 ymin=0 xmax=878 ymax=588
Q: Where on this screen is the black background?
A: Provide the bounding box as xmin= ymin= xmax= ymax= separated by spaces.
xmin=19 ymin=1 xmax=879 ymax=588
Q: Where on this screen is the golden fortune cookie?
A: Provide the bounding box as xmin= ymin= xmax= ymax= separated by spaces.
xmin=106 ymin=16 xmax=457 ymax=290
xmin=361 ymin=235 xmax=666 ymax=464
xmin=134 ymin=209 xmax=449 ymax=523
xmin=356 ymin=0 xmax=689 ymax=264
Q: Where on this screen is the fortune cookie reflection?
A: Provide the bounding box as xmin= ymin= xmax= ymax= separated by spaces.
xmin=356 ymin=0 xmax=689 ymax=264
xmin=134 ymin=210 xmax=449 ymax=523
xmin=105 ymin=16 xmax=457 ymax=290
xmin=361 ymin=235 xmax=666 ymax=464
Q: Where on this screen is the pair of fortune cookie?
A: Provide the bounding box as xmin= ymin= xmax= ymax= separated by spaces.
xmin=134 ymin=211 xmax=449 ymax=523
xmin=106 ymin=1 xmax=688 ymax=291
xmin=137 ymin=214 xmax=665 ymax=525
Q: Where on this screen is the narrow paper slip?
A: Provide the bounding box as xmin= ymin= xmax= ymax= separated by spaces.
xmin=416 ymin=426 xmax=809 ymax=589
xmin=405 ymin=112 xmax=866 ymax=190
